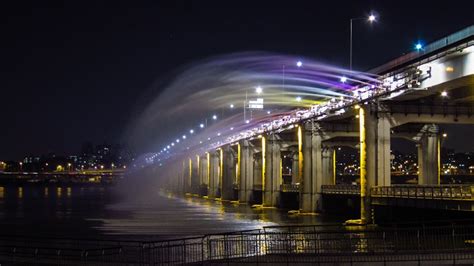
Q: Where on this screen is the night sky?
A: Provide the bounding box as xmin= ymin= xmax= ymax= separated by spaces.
xmin=1 ymin=1 xmax=473 ymax=160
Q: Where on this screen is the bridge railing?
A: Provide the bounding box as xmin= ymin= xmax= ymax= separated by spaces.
xmin=280 ymin=183 xmax=300 ymax=193
xmin=321 ymin=184 xmax=361 ymax=195
xmin=371 ymin=185 xmax=474 ymax=200
xmin=2 ymin=223 xmax=474 ymax=264
xmin=141 ymin=224 xmax=474 ymax=264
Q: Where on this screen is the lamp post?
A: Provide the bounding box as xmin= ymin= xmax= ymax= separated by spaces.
xmin=350 ymin=14 xmax=376 ymax=70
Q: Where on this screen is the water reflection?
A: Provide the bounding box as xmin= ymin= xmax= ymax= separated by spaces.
xmin=0 ymin=185 xmax=345 ymax=239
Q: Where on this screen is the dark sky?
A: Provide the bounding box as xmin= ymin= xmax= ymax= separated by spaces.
xmin=1 ymin=1 xmax=473 ymax=160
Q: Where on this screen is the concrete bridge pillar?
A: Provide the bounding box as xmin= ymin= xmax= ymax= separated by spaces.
xmin=300 ymin=123 xmax=323 ymax=213
xmin=199 ymin=154 xmax=208 ymax=195
xmin=191 ymin=156 xmax=200 ymax=194
xmin=291 ymin=152 xmax=299 ymax=184
xmin=418 ymin=124 xmax=440 ymax=185
xmin=208 ymin=151 xmax=220 ymax=199
xmin=239 ymin=140 xmax=254 ymax=203
xmin=263 ymin=134 xmax=281 ymax=207
xmin=359 ymin=105 xmax=391 ymax=223
xmin=221 ymin=146 xmax=236 ymax=200
xmin=253 ymin=153 xmax=263 ymax=202
xmin=321 ymin=147 xmax=335 ymax=186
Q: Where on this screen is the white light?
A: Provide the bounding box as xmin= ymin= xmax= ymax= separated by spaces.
xmin=212 ymin=115 xmax=217 ymax=120
xmin=368 ymin=14 xmax=376 ymax=22
xmin=415 ymin=43 xmax=423 ymax=50
xmin=190 ymin=129 xmax=194 ymax=134
xmin=256 ymin=86 xmax=262 ymax=94
xmin=182 ymin=135 xmax=186 ymax=139
xmin=296 ymin=96 xmax=302 ymax=102
xmin=340 ymin=76 xmax=347 ymax=83
xmin=296 ymin=61 xmax=302 ymax=67
xmin=230 ymin=104 xmax=234 ymax=108
xmin=441 ymin=91 xmax=448 ymax=97
xmin=171 ymin=143 xmax=174 ymax=146
xmin=200 ymin=123 xmax=204 ymax=128
xmin=245 ymin=120 xmax=250 ymax=124
xmin=207 ymin=137 xmax=211 ymax=140
xmin=199 ymin=141 xmax=203 ymax=144
xmin=217 ymin=132 xmax=221 ymax=136
xmin=230 ymin=127 xmax=234 ymax=130
xmin=176 ymin=139 xmax=179 ymax=143
xmin=267 ymin=110 xmax=271 ymax=114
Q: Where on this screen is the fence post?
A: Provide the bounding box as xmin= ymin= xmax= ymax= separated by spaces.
xmin=417 ymin=229 xmax=421 ymax=265
xmin=349 ymin=233 xmax=353 ymax=265
xmin=201 ymin=236 xmax=205 ymax=264
xmin=451 ymin=223 xmax=456 ymax=265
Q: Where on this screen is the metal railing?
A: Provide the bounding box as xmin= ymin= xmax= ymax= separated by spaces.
xmin=2 ymin=224 xmax=474 ymax=264
xmin=142 ymin=224 xmax=474 ymax=265
xmin=372 ymin=185 xmax=474 ymax=200
xmin=321 ymin=184 xmax=361 ymax=195
xmin=280 ymin=183 xmax=300 ymax=192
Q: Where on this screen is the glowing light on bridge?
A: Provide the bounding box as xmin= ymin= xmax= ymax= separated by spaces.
xmin=212 ymin=115 xmax=217 ymax=120
xmin=256 ymin=86 xmax=262 ymax=94
xmin=415 ymin=42 xmax=423 ymax=51
xmin=340 ymin=76 xmax=348 ymax=83
xmin=296 ymin=61 xmax=302 ymax=67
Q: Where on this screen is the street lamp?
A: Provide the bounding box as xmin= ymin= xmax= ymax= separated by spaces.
xmin=350 ymin=13 xmax=377 ymax=70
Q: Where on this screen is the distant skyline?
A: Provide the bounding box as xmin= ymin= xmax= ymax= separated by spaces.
xmin=1 ymin=1 xmax=473 ymax=159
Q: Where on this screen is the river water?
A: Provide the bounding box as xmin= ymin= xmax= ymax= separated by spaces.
xmin=0 ymin=184 xmax=346 ymax=241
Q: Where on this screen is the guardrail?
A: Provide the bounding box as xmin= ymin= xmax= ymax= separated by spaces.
xmin=280 ymin=183 xmax=300 ymax=192
xmin=2 ymin=224 xmax=474 ymax=264
xmin=321 ymin=184 xmax=361 ymax=195
xmin=142 ymin=224 xmax=474 ymax=265
xmin=371 ymin=185 xmax=474 ymax=200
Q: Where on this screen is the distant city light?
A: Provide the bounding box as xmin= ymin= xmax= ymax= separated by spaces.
xmin=230 ymin=127 xmax=234 ymax=130
xmin=217 ymin=132 xmax=221 ymax=136
xmin=171 ymin=143 xmax=174 ymax=146
xmin=230 ymin=104 xmax=234 ymax=108
xmin=340 ymin=76 xmax=348 ymax=83
xmin=441 ymin=91 xmax=448 ymax=97
xmin=296 ymin=96 xmax=302 ymax=102
xmin=212 ymin=115 xmax=217 ymax=120
xmin=176 ymin=139 xmax=179 ymax=143
xmin=267 ymin=110 xmax=271 ymax=114
xmin=256 ymin=86 xmax=262 ymax=94
xmin=245 ymin=120 xmax=250 ymax=124
xmin=296 ymin=61 xmax=302 ymax=67
xmin=200 ymin=123 xmax=204 ymax=128
xmin=182 ymin=135 xmax=186 ymax=139
xmin=190 ymin=129 xmax=194 ymax=134
xmin=368 ymin=14 xmax=376 ymax=22
xmin=442 ymin=133 xmax=448 ymax=138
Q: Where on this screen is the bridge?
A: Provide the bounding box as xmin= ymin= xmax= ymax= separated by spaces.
xmin=159 ymin=25 xmax=474 ymax=224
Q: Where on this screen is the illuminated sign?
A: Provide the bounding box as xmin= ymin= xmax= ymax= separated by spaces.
xmin=248 ymin=98 xmax=264 ymax=109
